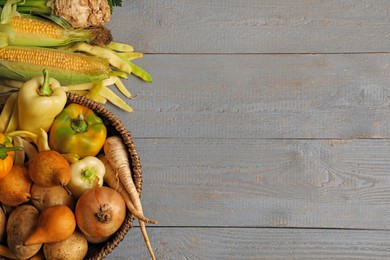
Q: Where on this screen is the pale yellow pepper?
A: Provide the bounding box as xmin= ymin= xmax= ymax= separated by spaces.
xmin=18 ymin=69 xmax=67 ymax=134
xmin=68 ymin=156 xmax=105 ymax=198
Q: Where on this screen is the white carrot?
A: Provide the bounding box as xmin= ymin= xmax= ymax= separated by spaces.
xmin=100 ymin=155 xmax=156 ymax=259
xmin=99 ymin=154 xmax=157 ymax=224
xmin=103 ymin=136 xmax=146 ymax=217
xmin=103 ymin=136 xmax=156 ymax=260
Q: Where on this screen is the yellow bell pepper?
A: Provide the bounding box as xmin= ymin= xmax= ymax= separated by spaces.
xmin=18 ymin=69 xmax=67 ymax=134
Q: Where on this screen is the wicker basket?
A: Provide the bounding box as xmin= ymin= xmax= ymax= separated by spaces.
xmin=0 ymin=92 xmax=142 ymax=260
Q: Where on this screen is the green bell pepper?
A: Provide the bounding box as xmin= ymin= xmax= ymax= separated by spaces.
xmin=48 ymin=103 xmax=107 ymax=158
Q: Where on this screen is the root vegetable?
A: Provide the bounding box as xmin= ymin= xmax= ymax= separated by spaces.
xmin=100 ymin=154 xmax=156 ymax=259
xmin=75 ymin=186 xmax=126 ymax=242
xmin=27 ymin=250 xmax=44 ymax=260
xmin=30 ymin=184 xmax=74 ymax=211
xmin=7 ymin=205 xmax=42 ymax=259
xmin=99 ymin=155 xmax=156 ymax=224
xmin=24 ymin=205 xmax=76 ymax=246
xmin=103 ymin=136 xmax=156 ymax=260
xmin=52 ymin=0 xmax=111 ymax=28
xmin=103 ymin=136 xmax=148 ymax=220
xmin=43 ymin=231 xmax=88 ymax=260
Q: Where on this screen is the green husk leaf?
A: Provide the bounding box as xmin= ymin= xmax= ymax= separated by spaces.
xmin=0 ymin=0 xmax=21 ymax=24
xmin=37 ymin=13 xmax=73 ymax=29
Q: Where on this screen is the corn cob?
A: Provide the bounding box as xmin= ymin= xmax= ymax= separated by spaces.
xmin=0 ymin=15 xmax=112 ymax=47
xmin=0 ymin=46 xmax=111 ymax=84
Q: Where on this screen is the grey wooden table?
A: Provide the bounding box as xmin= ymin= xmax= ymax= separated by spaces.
xmin=106 ymin=1 xmax=390 ymax=259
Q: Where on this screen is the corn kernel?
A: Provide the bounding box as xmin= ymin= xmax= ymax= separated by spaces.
xmin=0 ymin=46 xmax=110 ymax=73
xmin=11 ymin=16 xmax=63 ymax=39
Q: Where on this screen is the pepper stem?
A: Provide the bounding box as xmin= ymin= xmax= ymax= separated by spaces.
xmin=38 ymin=69 xmax=53 ymax=96
xmin=0 ymin=144 xmax=23 ymax=160
xmin=81 ymin=167 xmax=97 ymax=184
xmin=71 ymin=114 xmax=88 ymax=133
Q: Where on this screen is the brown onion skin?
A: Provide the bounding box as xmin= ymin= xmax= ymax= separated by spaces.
xmin=75 ymin=186 xmax=126 ymax=239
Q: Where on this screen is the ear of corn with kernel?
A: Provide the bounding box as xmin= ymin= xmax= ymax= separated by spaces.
xmin=0 ymin=46 xmax=111 ymax=84
xmin=0 ymin=15 xmax=112 ymax=47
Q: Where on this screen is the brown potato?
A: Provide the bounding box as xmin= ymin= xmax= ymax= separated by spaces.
xmin=30 ymin=184 xmax=74 ymax=211
xmin=7 ymin=205 xmax=42 ymax=259
xmin=43 ymin=231 xmax=88 ymax=260
xmin=0 ymin=206 xmax=5 ymax=243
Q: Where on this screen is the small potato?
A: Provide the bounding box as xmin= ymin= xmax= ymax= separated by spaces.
xmin=31 ymin=184 xmax=74 ymax=211
xmin=0 ymin=206 xmax=5 ymax=243
xmin=43 ymin=231 xmax=88 ymax=260
xmin=7 ymin=205 xmax=42 ymax=259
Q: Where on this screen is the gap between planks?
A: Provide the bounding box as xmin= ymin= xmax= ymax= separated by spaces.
xmin=131 ymin=225 xmax=390 ymax=232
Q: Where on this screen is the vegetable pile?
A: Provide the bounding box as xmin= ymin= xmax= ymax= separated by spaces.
xmin=0 ymin=75 xmax=158 ymax=259
xmin=0 ymin=0 xmax=157 ymax=259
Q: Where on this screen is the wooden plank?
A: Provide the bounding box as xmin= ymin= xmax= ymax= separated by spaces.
xmin=134 ymin=138 xmax=390 ymax=229
xmin=109 ymin=0 xmax=390 ymax=54
xmin=108 ymin=227 xmax=390 ymax=259
xmin=111 ymin=53 xmax=390 ymax=139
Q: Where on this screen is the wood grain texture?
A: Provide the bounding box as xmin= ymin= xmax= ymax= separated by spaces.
xmin=109 ymin=0 xmax=390 ymax=54
xmin=101 ymin=0 xmax=390 ymax=258
xmin=108 ymin=227 xmax=390 ymax=259
xmin=111 ymin=53 xmax=390 ymax=139
xmin=130 ymin=138 xmax=390 ymax=229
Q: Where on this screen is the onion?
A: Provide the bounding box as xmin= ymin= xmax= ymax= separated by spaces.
xmin=75 ymin=186 xmax=126 ymax=242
